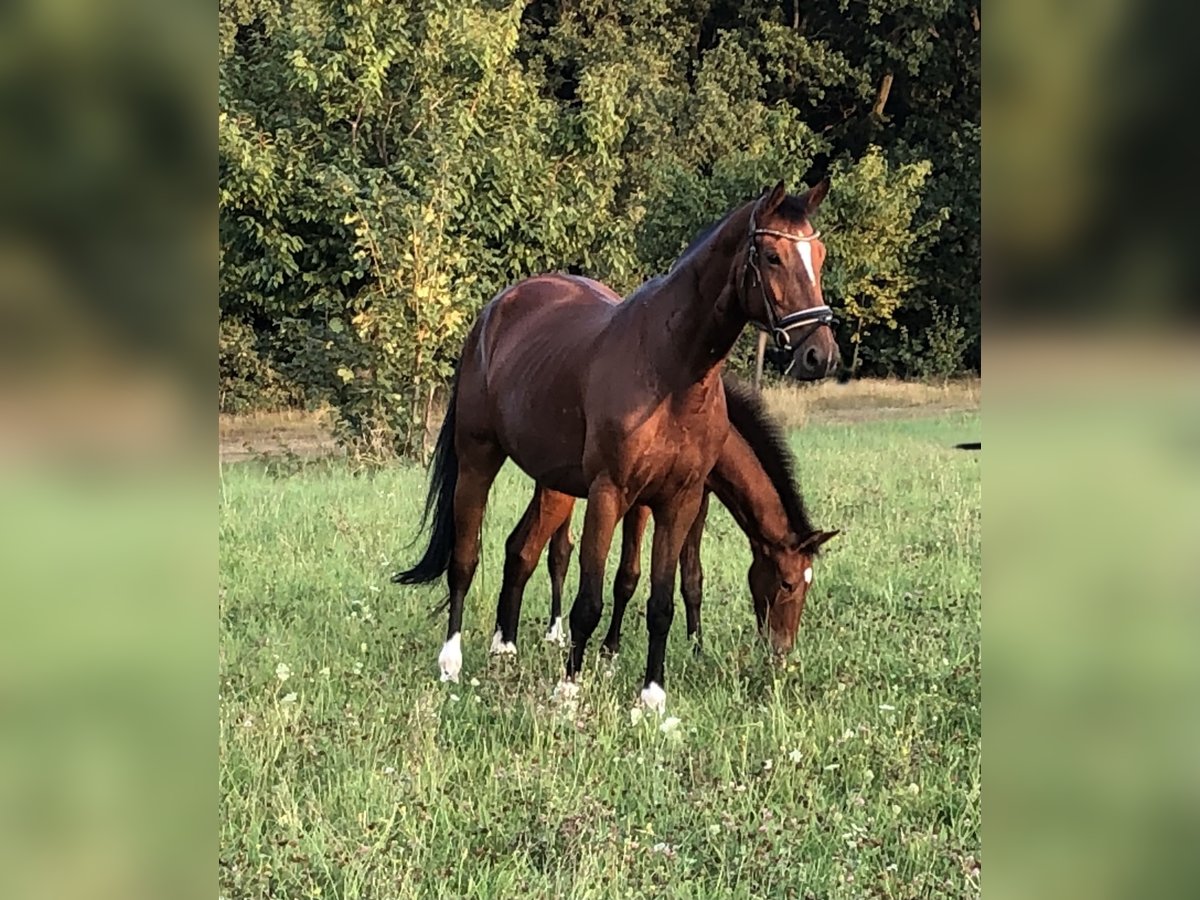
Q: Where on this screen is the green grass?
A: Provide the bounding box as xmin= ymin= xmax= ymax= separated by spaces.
xmin=219 ymin=411 xmax=980 ymax=899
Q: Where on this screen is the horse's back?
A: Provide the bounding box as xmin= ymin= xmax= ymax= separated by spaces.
xmin=461 ymin=274 xmax=621 ymax=495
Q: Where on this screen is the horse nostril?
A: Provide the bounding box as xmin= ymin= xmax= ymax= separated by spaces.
xmin=803 ymin=347 xmax=820 ymax=370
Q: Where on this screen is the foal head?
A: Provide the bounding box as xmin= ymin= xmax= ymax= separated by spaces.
xmin=721 ymin=376 xmax=840 ymax=655
xmin=749 ymin=529 xmax=839 ymax=655
xmin=740 ymin=180 xmax=839 ymax=378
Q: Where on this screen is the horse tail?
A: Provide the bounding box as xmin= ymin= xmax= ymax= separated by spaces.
xmin=392 ymin=372 xmax=460 ymax=585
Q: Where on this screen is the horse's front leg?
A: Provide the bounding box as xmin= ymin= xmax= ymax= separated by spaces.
xmin=565 ymin=477 xmax=626 ymax=679
xmin=641 ymin=488 xmax=706 ymax=712
xmin=680 ymin=491 xmax=710 ymax=655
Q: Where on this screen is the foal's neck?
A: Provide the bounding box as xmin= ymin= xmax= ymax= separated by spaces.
xmin=707 ymin=429 xmax=793 ymax=549
xmin=633 ymin=201 xmax=755 ymax=384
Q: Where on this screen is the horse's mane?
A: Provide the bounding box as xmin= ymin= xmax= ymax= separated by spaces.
xmin=721 ymin=375 xmax=818 ymax=544
xmin=669 ymin=219 xmax=720 ymax=273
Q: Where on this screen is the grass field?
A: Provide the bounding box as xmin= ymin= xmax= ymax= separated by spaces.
xmin=219 ymin=410 xmax=981 ymax=899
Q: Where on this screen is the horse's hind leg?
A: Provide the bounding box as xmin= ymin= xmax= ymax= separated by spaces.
xmin=601 ymin=505 xmax=649 ymax=656
xmin=565 ymin=478 xmax=626 ymax=679
xmin=492 ymin=488 xmax=574 ymax=653
xmin=439 ymin=438 xmax=505 ymax=682
xmin=680 ymin=491 xmax=710 ymax=655
xmin=545 ymin=512 xmax=575 ymax=645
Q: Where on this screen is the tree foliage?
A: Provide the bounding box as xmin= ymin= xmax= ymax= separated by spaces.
xmin=220 ymin=0 xmax=979 ymax=457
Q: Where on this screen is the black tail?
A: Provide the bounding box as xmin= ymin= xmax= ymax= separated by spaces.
xmin=392 ymin=374 xmax=459 ymax=585
xmin=954 ymin=442 xmax=981 ymax=451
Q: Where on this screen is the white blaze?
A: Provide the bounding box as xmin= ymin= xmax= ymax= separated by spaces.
xmin=803 ymin=566 xmax=813 ymax=585
xmin=795 ymin=239 xmax=816 ymax=284
xmin=438 ymin=632 xmax=462 ymax=682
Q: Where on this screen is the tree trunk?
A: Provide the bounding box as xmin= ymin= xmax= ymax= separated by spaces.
xmin=421 ymin=382 xmax=436 ymax=466
xmin=754 ymin=330 xmax=768 ymax=392
xmin=873 ymin=73 xmax=894 ymax=119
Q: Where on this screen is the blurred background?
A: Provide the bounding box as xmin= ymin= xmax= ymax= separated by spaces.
xmin=0 ymin=0 xmax=1196 ymax=897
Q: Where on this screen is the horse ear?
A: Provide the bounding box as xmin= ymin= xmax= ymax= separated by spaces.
xmin=798 ymin=529 xmax=839 ymax=553
xmin=801 ymin=177 xmax=830 ymax=214
xmin=758 ymin=180 xmax=787 ymax=217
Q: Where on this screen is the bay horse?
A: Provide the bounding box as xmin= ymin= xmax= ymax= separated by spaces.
xmin=395 ymin=180 xmax=836 ymax=710
xmin=497 ymin=377 xmax=837 ymax=658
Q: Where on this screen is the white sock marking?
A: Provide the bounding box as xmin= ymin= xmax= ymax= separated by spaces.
xmin=803 ymin=566 xmax=813 ymax=584
xmin=438 ymin=633 xmax=462 ymax=682
xmin=640 ymin=682 xmax=667 ymax=714
xmin=544 ymin=617 xmax=565 ymax=646
xmin=795 ymin=239 xmax=816 ymax=284
xmin=489 ymin=628 xmax=517 ymax=656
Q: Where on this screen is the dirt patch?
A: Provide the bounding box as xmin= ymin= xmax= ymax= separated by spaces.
xmin=218 ymin=378 xmax=980 ymax=461
xmin=219 ymin=408 xmax=342 ymax=462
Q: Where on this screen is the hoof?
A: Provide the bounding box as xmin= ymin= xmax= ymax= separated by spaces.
xmin=543 ymin=617 xmax=566 ymax=647
xmin=639 ymin=681 xmax=666 ymax=714
xmin=600 ymin=641 xmax=620 ymax=658
xmin=438 ymin=633 xmax=462 ymax=682
xmin=489 ymin=629 xmax=517 ymax=656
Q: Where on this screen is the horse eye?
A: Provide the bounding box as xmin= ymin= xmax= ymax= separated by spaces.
xmin=765 ymin=251 xmax=782 ymax=265
xmin=780 ymin=580 xmax=794 ymax=592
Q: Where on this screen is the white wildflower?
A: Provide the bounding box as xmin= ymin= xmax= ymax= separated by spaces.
xmin=788 ymin=749 xmax=802 ymax=764
xmin=469 ymin=677 xmax=480 ymax=687
xmin=879 ymin=703 xmax=896 ymax=711
xmin=630 ymin=707 xmax=644 ymax=726
xmin=762 ymin=758 xmax=773 ymax=771
xmin=280 ymin=692 xmax=298 ymax=705
xmin=659 ymin=716 xmax=681 ymax=735
xmin=275 ymin=662 xmax=292 ymax=682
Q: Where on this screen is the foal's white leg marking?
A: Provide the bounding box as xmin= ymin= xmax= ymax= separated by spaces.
xmin=438 ymin=632 xmax=462 ymax=682
xmin=544 ymin=617 xmax=566 ymax=646
xmin=795 ymin=239 xmax=816 ymax=284
xmin=803 ymin=566 xmax=813 ymax=585
xmin=489 ymin=628 xmax=516 ymax=656
xmin=640 ymin=682 xmax=667 ymax=714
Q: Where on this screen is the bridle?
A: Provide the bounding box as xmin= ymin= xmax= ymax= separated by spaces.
xmin=745 ymin=212 xmax=835 ymax=351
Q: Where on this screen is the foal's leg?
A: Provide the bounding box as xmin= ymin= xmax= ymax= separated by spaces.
xmin=680 ymin=491 xmax=710 ymax=655
xmin=565 ymin=478 xmax=626 ymax=679
xmin=544 ymin=514 xmax=575 ymax=644
xmin=640 ymin=489 xmax=706 ymax=711
xmin=492 ymin=488 xmax=575 ymax=654
xmin=601 ymin=505 xmax=650 ymax=655
xmin=439 ymin=440 xmax=505 ymax=682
